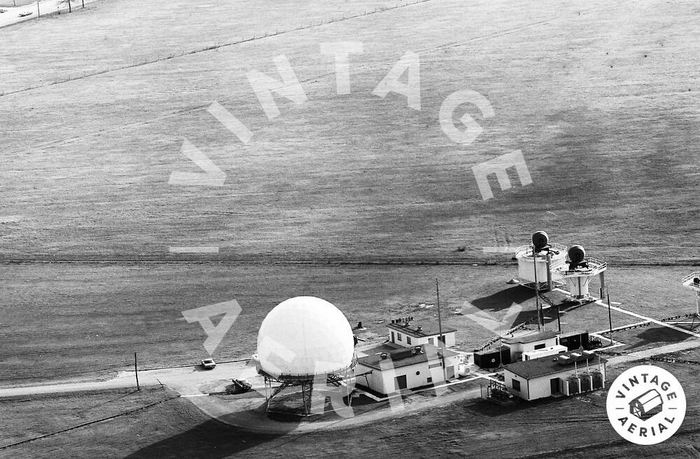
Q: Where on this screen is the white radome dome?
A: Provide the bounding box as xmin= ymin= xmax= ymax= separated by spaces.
xmin=257 ymin=296 xmax=355 ymax=379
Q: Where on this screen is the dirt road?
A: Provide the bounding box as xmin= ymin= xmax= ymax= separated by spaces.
xmin=0 ymin=360 xmax=251 ymax=398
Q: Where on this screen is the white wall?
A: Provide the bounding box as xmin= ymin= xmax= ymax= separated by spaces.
xmin=508 ymin=337 xmax=559 ymax=360
xmin=506 ymin=373 xmax=529 ymax=400
xmin=357 ymin=358 xmax=449 ymax=395
xmin=388 ymin=330 xmax=456 ymax=348
xmin=506 ymin=363 xmax=607 ymax=401
xmin=528 ymin=376 xmax=554 ymax=400
xmin=356 ymin=363 xmax=384 ymax=393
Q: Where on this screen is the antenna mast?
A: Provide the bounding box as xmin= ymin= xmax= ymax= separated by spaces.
xmin=436 ymin=278 xmax=446 ymax=380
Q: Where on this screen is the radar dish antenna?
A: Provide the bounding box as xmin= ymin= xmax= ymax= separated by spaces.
xmin=513 ymin=232 xmax=567 ymax=290
xmin=532 ymin=231 xmax=549 ymax=253
xmin=567 ymin=245 xmax=586 ymax=271
xmin=554 ymin=246 xmax=607 ymax=300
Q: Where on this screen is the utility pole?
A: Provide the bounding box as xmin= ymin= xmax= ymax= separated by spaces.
xmin=607 ymin=292 xmax=613 ymax=346
xmin=436 ymin=278 xmax=446 ymax=381
xmin=67 ymin=0 xmax=71 ymax=13
xmin=533 ymin=246 xmax=542 ymax=330
xmin=134 ymin=352 xmax=140 ymax=391
xmin=556 ymin=303 xmax=562 ymax=333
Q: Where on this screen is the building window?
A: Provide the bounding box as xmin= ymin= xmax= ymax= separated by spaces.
xmin=427 ymin=377 xmax=432 ymax=383
xmin=397 ymin=333 xmax=402 ymax=341
xmin=438 ymin=335 xmax=445 ymax=343
xmin=534 ymin=343 xmax=546 ymax=350
xmin=407 ymin=336 xmax=412 ymax=345
xmin=428 ymin=338 xmax=434 ymax=345
xmin=512 ymin=379 xmax=521 ymax=391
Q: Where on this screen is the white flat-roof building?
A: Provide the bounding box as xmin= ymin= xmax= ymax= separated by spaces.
xmin=522 ymin=344 xmax=568 ymax=361
xmin=387 ymin=322 xmax=457 ymax=348
xmin=503 ymin=330 xmax=560 ymax=362
xmin=356 ymin=344 xmax=460 ymax=395
xmin=503 ymin=350 xmax=607 ymax=401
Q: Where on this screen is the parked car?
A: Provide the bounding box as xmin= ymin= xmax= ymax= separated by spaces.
xmin=201 ymin=358 xmax=216 ymax=370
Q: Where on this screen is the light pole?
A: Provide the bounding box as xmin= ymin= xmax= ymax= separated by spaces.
xmin=533 ymin=246 xmax=542 ymax=330
xmin=436 ymin=278 xmax=446 ymax=381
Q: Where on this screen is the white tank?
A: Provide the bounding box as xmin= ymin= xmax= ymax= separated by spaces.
xmin=257 ymin=296 xmax=355 ymax=379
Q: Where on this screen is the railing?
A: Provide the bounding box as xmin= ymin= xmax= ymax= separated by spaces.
xmin=514 ymin=243 xmax=568 ymax=259
xmin=476 ymin=322 xmax=529 ymax=351
xmin=476 ymin=335 xmax=502 ymax=352
xmin=559 ymin=257 xmax=607 ymax=275
xmin=681 ymin=272 xmax=700 ymax=289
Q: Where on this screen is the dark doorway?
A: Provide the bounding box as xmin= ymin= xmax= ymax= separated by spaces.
xmin=395 ymin=375 xmax=407 ymax=390
xmin=550 ymin=377 xmax=560 ymax=395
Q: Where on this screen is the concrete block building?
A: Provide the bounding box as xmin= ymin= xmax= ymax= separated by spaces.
xmin=503 ymin=330 xmax=559 ymax=361
xmin=503 ymin=350 xmax=607 ymax=401
xmin=356 ymin=344 xmax=459 ymax=395
xmin=387 ymin=321 xmax=457 ymax=348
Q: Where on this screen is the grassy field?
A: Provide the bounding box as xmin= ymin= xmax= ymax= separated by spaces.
xmin=1 ymin=262 xmax=695 ymax=384
xmin=0 ymin=1 xmax=36 ymax=7
xmin=0 ymin=386 xmax=176 ymax=450
xmin=1 ymin=357 xmax=698 ymax=458
xmin=1 ymin=0 xmax=699 ymax=456
xmin=0 ymin=0 xmax=697 ymax=263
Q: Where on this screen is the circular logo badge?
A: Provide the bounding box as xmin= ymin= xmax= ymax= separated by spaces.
xmin=606 ymin=365 xmax=686 ymax=445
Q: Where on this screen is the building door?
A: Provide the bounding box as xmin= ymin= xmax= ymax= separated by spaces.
xmin=395 ymin=375 xmax=407 ymax=390
xmin=391 ymin=331 xmax=395 ymax=343
xmin=550 ymin=377 xmax=560 ymax=395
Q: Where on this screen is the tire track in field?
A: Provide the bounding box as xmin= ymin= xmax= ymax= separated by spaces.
xmin=0 ymin=0 xmax=434 ymax=100
xmin=5 ymin=1 xmax=601 ymax=154
xmin=0 ymin=258 xmax=696 ymax=266
xmin=0 ymin=393 xmax=179 ymax=450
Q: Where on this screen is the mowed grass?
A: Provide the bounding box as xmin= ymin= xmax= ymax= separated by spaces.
xmin=0 ymin=0 xmax=697 ymax=262
xmin=0 ymin=386 xmax=175 ymax=450
xmin=1 ymin=262 xmax=695 ymax=383
xmin=1 ymin=2 xmax=699 ymax=457
xmin=0 ymin=1 xmax=35 ymax=6
xmin=1 ymin=361 xmax=698 ymax=458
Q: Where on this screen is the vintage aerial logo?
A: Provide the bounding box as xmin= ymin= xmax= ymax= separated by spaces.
xmin=606 ymin=365 xmax=686 ymax=445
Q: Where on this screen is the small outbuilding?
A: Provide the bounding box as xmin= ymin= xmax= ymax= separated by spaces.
xmin=503 ymin=350 xmax=607 ymax=401
xmin=473 ymin=345 xmax=511 ymax=368
xmin=387 ymin=321 xmax=457 ymax=348
xmin=503 ymin=330 xmax=559 ymax=361
xmin=356 ymin=344 xmax=459 ymax=395
xmin=558 ymin=330 xmax=590 ymax=350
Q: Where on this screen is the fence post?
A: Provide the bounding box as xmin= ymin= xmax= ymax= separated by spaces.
xmin=134 ymin=352 xmax=140 ymax=391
